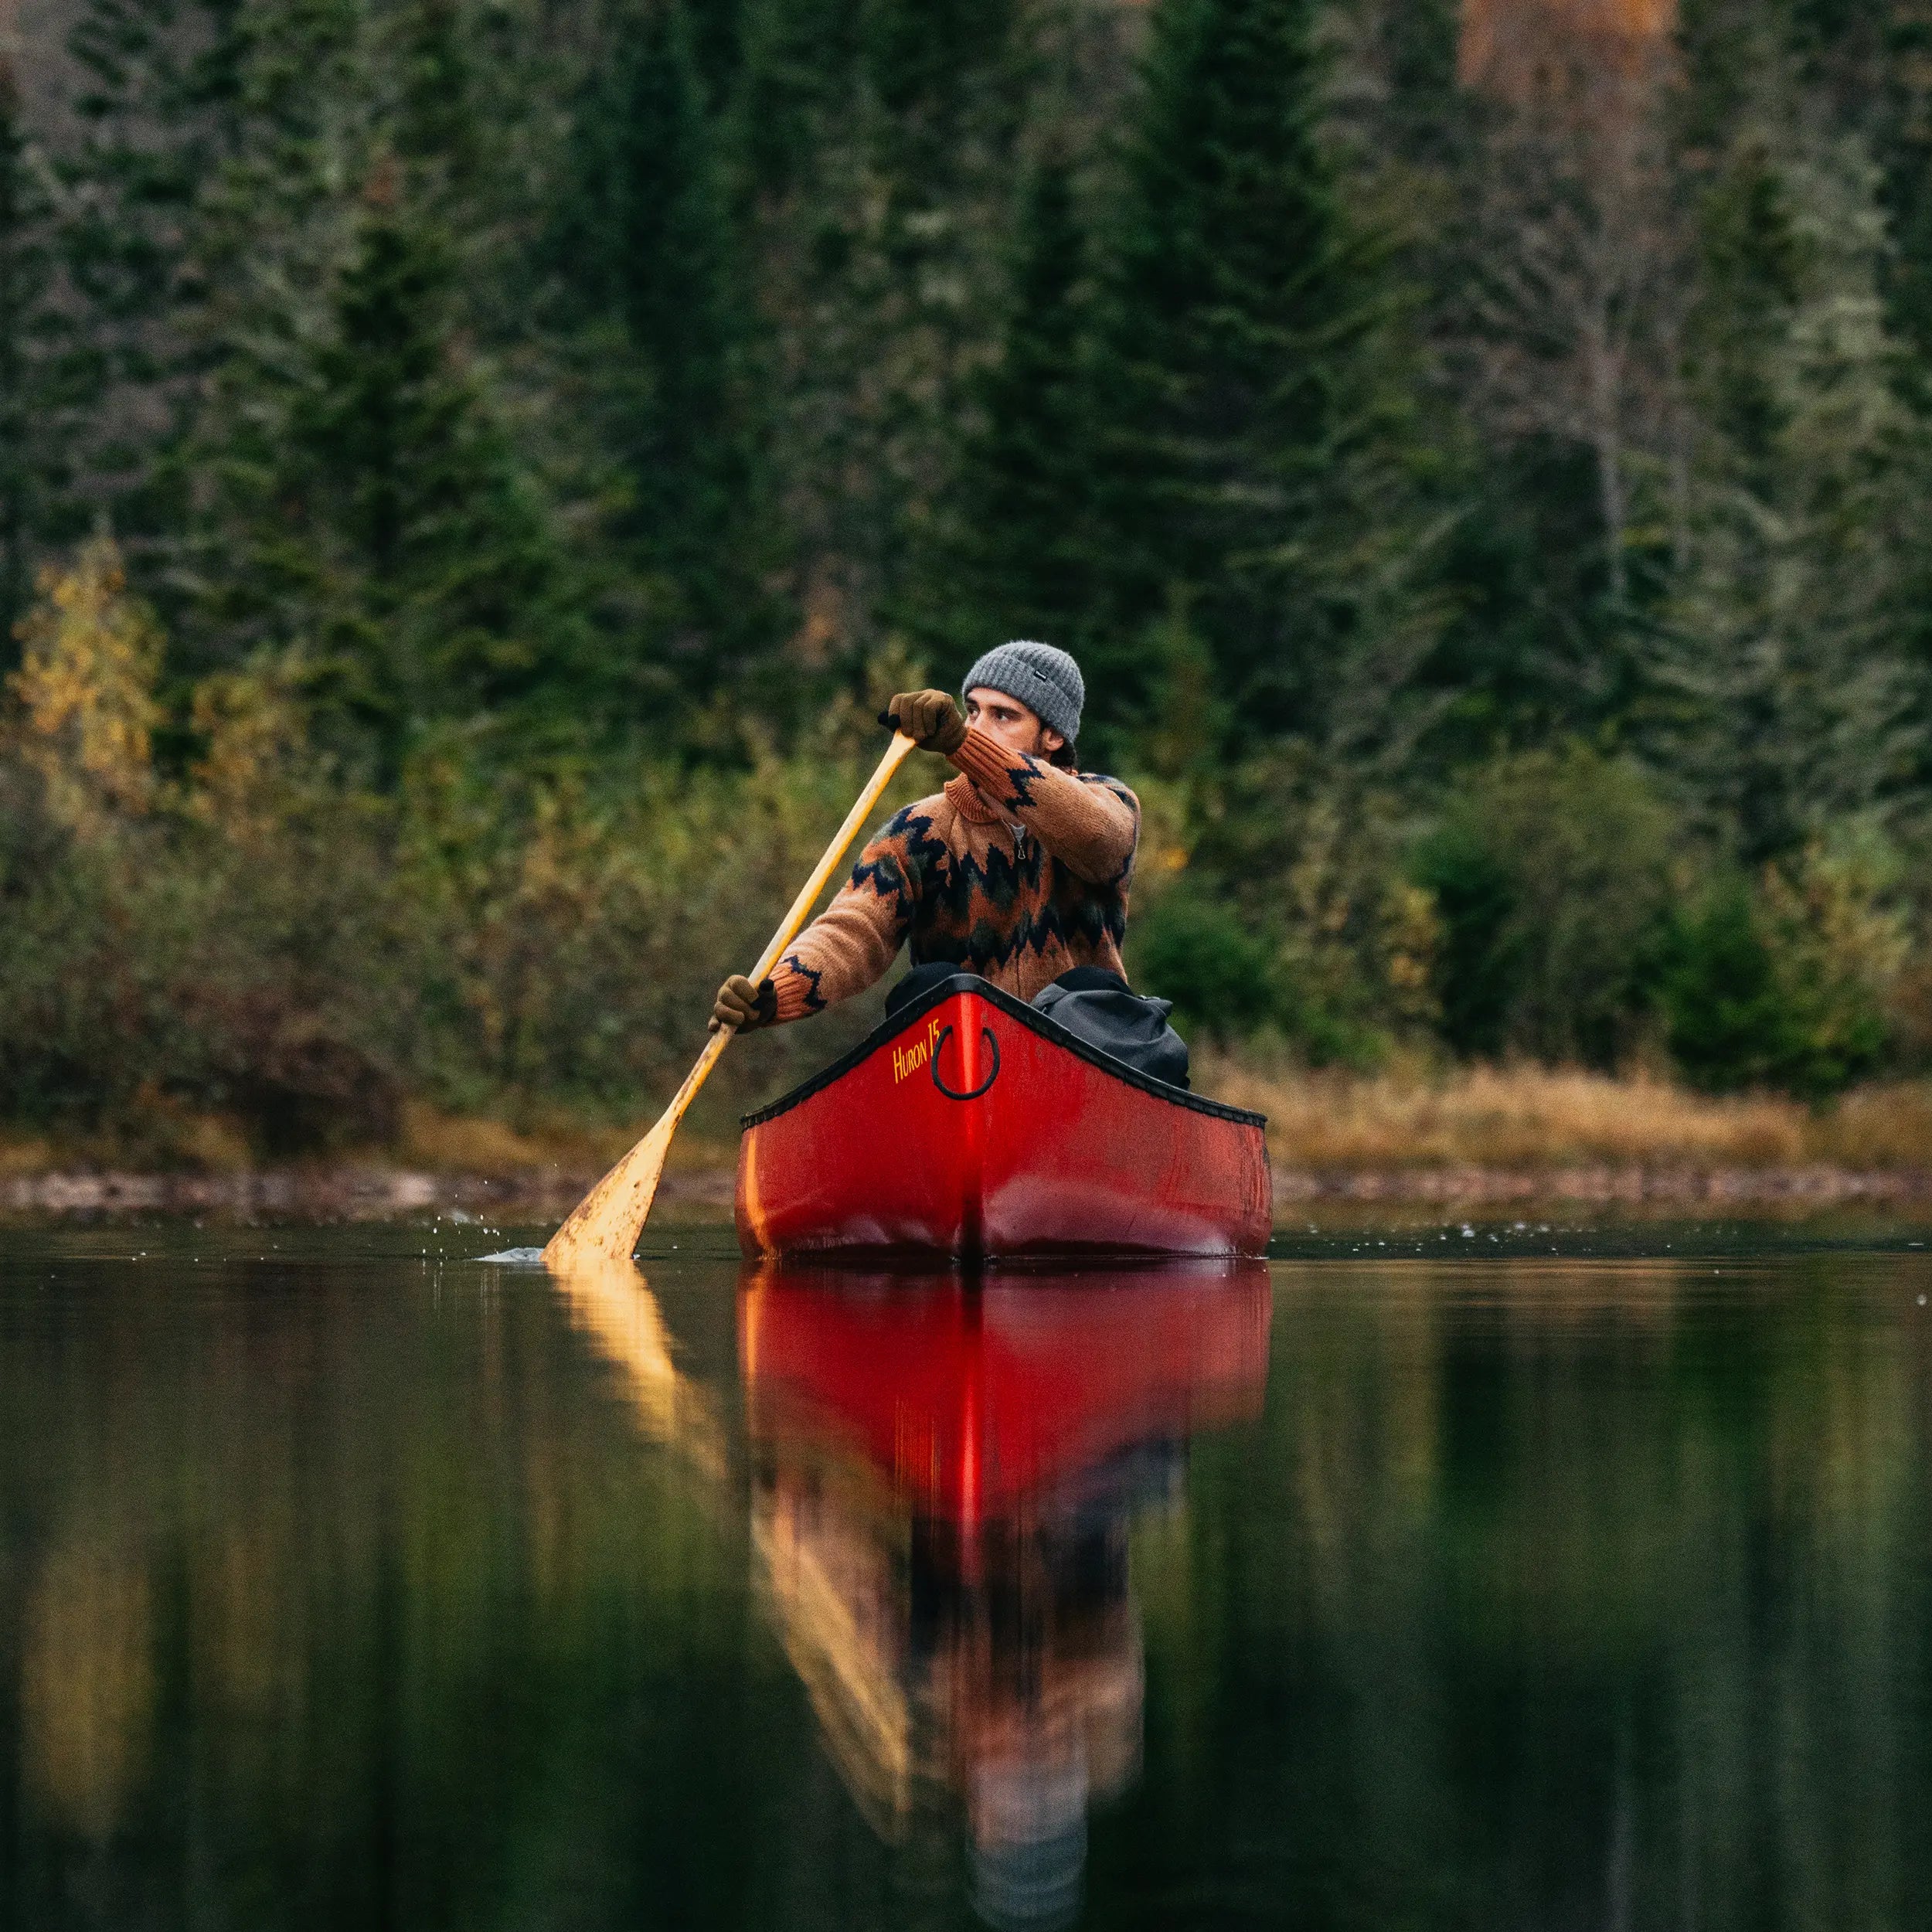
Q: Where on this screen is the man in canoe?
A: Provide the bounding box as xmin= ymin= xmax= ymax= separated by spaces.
xmin=709 ymin=641 xmax=1156 ymax=1049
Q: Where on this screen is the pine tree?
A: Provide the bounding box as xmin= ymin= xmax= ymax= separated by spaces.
xmin=284 ymin=173 xmax=572 ymax=747
xmin=560 ymin=0 xmax=776 ymax=696
xmin=1092 ymin=0 xmax=1410 ymax=743
xmin=0 ymin=55 xmax=70 ymax=645
xmin=1760 ymin=0 xmax=1932 ymax=394
xmin=1876 ymin=2 xmax=1932 ymax=389
xmin=731 ymin=0 xmax=1024 ymax=670
xmin=1652 ymin=34 xmax=1930 ymax=858
xmin=55 ymin=0 xmax=209 ymax=566
xmin=861 ymin=0 xmax=1017 ymax=192
xmin=1377 ymin=0 xmax=1465 ymax=167
xmin=927 ymin=158 xmax=1097 ymax=661
xmin=735 ymin=0 xmax=861 ymax=196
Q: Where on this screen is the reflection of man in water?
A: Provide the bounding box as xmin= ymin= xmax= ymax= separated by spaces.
xmin=754 ymin=1445 xmax=1182 ymax=1932
xmin=933 ymin=1504 xmax=1151 ymax=1932
xmin=555 ymin=1261 xmax=1270 ymax=1924
xmin=738 ymin=1261 xmax=1271 ymax=1926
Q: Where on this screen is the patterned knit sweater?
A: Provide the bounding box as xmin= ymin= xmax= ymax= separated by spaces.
xmin=768 ymin=726 xmax=1141 ymax=1024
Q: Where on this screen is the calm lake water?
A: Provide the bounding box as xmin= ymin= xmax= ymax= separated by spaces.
xmin=5 ymin=1218 xmax=1932 ymax=1930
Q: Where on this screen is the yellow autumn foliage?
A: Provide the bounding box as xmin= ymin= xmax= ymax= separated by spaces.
xmin=185 ymin=652 xmax=312 ymax=842
xmin=8 ymin=537 xmax=163 ymax=835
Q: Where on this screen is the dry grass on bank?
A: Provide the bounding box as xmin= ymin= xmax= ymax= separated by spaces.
xmin=0 ymin=1132 xmax=57 ymax=1179
xmin=1193 ymin=1057 xmax=1932 ymax=1175
xmin=7 ymin=1066 xmax=1931 ymax=1187
xmin=396 ymin=1104 xmax=627 ymax=1176
xmin=394 ymin=1106 xmax=742 ymax=1181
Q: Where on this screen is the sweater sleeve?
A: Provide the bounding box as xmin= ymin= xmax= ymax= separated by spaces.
xmin=948 ymin=726 xmax=1140 ymax=887
xmin=764 ymin=804 xmax=927 ymax=1023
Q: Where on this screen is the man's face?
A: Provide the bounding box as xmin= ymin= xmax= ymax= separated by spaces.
xmin=965 ymin=687 xmax=1066 ymax=762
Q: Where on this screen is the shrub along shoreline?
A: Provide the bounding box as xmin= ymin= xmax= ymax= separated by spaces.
xmin=6 ymin=546 xmax=1932 ymax=1198
xmin=7 ymin=1065 xmax=1932 ymax=1222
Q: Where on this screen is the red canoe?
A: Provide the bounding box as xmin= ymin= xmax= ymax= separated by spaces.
xmin=740 ymin=1259 xmax=1274 ymax=1521
xmin=735 ymin=975 xmax=1270 ymax=1260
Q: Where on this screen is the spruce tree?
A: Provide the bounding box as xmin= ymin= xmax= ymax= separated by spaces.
xmin=1655 ymin=27 xmax=1930 ymax=858
xmin=733 ymin=0 xmax=1022 ymax=669
xmin=1760 ymin=0 xmax=1932 ymax=394
xmin=0 ymin=55 xmax=68 ymax=645
xmin=56 ymin=0 xmax=210 ymax=566
xmin=861 ymin=0 xmax=1016 ymax=191
xmin=1378 ymin=0 xmax=1465 ymax=168
xmin=52 ymin=0 xmax=364 ymax=607
xmin=927 ymin=158 xmax=1096 ymax=661
xmin=288 ymin=175 xmax=571 ymax=747
xmin=736 ymin=0 xmax=861 ymax=195
xmin=682 ymin=0 xmax=753 ymax=104
xmin=1092 ymin=0 xmax=1405 ymax=742
xmin=1876 ymin=2 xmax=1932 ymax=390
xmin=51 ymin=0 xmax=606 ymax=750
xmin=561 ymin=0 xmax=774 ymax=696
xmin=398 ymin=0 xmax=480 ymax=179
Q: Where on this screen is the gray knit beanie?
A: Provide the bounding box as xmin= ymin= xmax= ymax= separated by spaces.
xmin=961 ymin=641 xmax=1084 ymax=745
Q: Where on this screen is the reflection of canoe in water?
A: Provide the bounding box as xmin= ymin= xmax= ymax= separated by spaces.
xmin=740 ymin=1259 xmax=1273 ymax=1522
xmin=739 ymin=1260 xmax=1272 ymax=1871
xmin=734 ymin=975 xmax=1271 ymax=1261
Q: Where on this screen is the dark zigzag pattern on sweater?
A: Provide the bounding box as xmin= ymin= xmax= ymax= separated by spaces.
xmin=798 ymin=786 xmax=1136 ymax=988
xmin=969 ymin=754 xmax=1139 ymax=889
xmin=852 ymin=798 xmax=1131 ymax=977
xmin=775 ymin=950 xmax=827 ymax=1012
xmin=846 ymin=805 xmax=929 ymax=913
xmin=774 ymin=801 xmax=938 ymax=1007
xmin=910 ymin=893 xmax=1125 ymax=975
xmin=916 ymin=840 xmax=1124 ymax=958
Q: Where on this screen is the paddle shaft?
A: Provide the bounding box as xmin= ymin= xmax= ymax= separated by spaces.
xmin=541 ymin=732 xmax=919 ymax=1270
xmin=742 ymin=733 xmax=920 ymax=989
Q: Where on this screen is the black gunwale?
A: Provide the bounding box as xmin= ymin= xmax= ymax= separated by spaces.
xmin=740 ymin=974 xmax=1268 ymax=1130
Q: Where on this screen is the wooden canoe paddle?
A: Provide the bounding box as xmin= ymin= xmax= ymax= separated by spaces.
xmin=541 ymin=731 xmax=919 ymax=1272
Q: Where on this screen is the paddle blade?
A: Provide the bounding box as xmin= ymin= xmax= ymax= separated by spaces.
xmin=543 ymin=1026 xmax=732 ymax=1271
xmin=540 ymin=1114 xmax=676 ymax=1271
xmin=540 ymin=733 xmax=911 ymax=1274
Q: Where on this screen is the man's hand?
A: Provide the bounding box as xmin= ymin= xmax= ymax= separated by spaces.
xmin=710 ymin=974 xmax=777 ymax=1033
xmin=884 ymin=689 xmax=968 ymax=756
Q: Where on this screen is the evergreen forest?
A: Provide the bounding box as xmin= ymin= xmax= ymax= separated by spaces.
xmin=5 ymin=0 xmax=1932 ymax=1161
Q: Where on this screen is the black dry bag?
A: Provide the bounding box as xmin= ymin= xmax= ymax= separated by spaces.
xmin=1031 ymin=968 xmax=1190 ymax=1090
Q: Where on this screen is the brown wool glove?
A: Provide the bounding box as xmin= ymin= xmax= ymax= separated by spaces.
xmin=710 ymin=974 xmax=778 ymax=1033
xmin=883 ymin=689 xmax=968 ymax=756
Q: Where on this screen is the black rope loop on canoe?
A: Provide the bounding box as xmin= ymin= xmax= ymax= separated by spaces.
xmin=930 ymin=1024 xmax=999 ymax=1101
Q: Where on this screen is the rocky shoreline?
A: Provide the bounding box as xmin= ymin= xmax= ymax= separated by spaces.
xmin=1268 ymin=1165 xmax=1932 ymax=1205
xmin=0 ymin=1165 xmax=736 ymax=1219
xmin=7 ymin=1162 xmax=1932 ymax=1220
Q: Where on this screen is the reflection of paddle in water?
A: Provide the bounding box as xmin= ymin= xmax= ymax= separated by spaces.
xmin=741 ymin=1261 xmax=1272 ymax=1930
xmin=546 ymin=1261 xmax=729 ymax=1485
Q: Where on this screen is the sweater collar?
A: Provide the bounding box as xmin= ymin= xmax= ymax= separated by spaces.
xmin=944 ymin=771 xmax=1005 ymax=825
